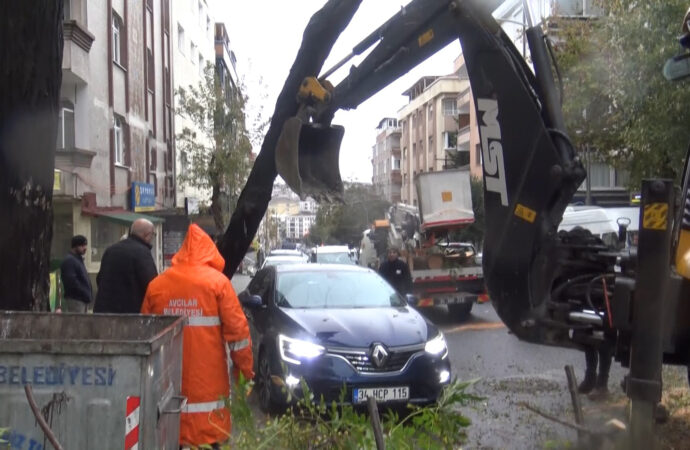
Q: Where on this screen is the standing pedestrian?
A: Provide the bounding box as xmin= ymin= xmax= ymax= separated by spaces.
xmin=59 ymin=235 xmax=92 ymax=312
xmin=94 ymin=218 xmax=158 ymax=313
xmin=141 ymin=224 xmax=254 ymax=448
xmin=378 ymin=247 xmax=413 ymax=296
xmin=578 ymin=336 xmax=615 ymax=399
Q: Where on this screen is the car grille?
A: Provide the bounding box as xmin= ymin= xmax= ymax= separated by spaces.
xmin=327 ymin=347 xmax=422 ymax=374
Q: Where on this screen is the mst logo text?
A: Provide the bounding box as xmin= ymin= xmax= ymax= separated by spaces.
xmin=478 ymin=98 xmax=508 ymax=206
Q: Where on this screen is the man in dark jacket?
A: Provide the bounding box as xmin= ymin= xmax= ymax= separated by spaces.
xmin=60 ymin=235 xmax=93 ymax=312
xmin=378 ymin=247 xmax=413 ymax=296
xmin=94 ymin=219 xmax=158 ymax=313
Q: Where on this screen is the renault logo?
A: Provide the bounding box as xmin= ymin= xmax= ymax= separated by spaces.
xmin=370 ymin=343 xmax=389 ymax=368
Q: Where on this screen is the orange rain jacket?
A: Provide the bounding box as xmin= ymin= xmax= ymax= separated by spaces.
xmin=141 ymin=224 xmax=254 ymax=446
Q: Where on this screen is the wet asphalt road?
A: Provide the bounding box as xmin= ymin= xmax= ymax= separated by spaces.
xmin=231 ymin=274 xmax=628 ymax=449
xmin=422 ymin=302 xmax=628 ymax=449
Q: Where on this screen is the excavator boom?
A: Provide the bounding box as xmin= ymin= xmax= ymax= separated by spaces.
xmin=276 ymin=0 xmax=586 ymax=346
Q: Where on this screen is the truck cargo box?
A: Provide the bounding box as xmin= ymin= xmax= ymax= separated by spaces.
xmin=414 ymin=169 xmax=474 ymax=231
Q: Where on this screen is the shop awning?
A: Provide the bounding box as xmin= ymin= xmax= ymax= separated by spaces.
xmin=96 ymin=210 xmax=166 ymax=226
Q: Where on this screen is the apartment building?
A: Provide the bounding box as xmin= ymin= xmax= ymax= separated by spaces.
xmin=398 ymin=76 xmax=468 ymax=205
xmin=283 ymin=214 xmax=317 ymax=240
xmin=257 ymin=183 xmax=318 ymax=244
xmin=215 ymin=23 xmax=239 ymax=106
xmin=173 ymin=0 xmax=219 ymax=209
xmin=372 ymin=118 xmax=402 ymax=203
xmin=53 ymin=0 xmax=175 ymax=274
xmin=451 ymin=55 xmax=483 ymax=182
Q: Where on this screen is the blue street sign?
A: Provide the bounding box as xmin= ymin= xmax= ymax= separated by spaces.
xmin=131 ymin=182 xmax=156 ymax=212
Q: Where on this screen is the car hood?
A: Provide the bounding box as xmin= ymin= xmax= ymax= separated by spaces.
xmin=280 ymin=306 xmax=435 ymax=348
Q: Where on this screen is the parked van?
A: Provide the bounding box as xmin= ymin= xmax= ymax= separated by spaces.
xmin=558 ymin=206 xmax=639 ymax=247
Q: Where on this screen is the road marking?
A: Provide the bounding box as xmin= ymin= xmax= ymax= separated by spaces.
xmin=446 ymin=322 xmax=506 ymax=334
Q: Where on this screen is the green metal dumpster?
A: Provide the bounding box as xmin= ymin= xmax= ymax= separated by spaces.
xmin=0 ymin=312 xmax=185 ymax=450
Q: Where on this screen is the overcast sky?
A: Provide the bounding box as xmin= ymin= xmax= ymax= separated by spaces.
xmin=219 ymin=1 xmax=463 ymax=184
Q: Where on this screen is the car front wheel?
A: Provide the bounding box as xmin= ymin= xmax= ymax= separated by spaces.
xmin=257 ymin=348 xmax=282 ymax=414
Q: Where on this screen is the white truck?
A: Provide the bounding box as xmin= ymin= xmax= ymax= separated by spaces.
xmin=372 ymin=169 xmax=486 ymax=320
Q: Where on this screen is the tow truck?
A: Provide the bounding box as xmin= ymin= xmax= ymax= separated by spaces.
xmin=226 ymin=0 xmax=690 ymax=444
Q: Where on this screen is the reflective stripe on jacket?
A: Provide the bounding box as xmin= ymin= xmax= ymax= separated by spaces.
xmin=141 ymin=224 xmax=254 ymax=446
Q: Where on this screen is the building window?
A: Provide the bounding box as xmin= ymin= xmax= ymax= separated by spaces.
xmin=64 ymin=0 xmax=72 ymax=20
xmin=177 ymin=24 xmax=185 ymax=54
xmin=198 ymin=55 xmax=204 ymax=76
xmin=114 ymin=117 xmax=124 ymax=165
xmin=57 ymin=102 xmax=75 ymax=149
xmin=392 ymin=157 xmax=400 ymax=170
xmin=442 ymin=98 xmax=458 ymax=116
xmin=443 ymin=131 xmax=458 ymax=149
xmin=615 ymin=169 xmax=630 ymax=188
xmin=198 ymin=1 xmax=203 ymax=26
xmin=206 ymin=15 xmax=211 ymax=33
xmin=180 ymin=151 xmax=188 ymax=176
xmin=190 ymin=41 xmax=196 ymax=62
xmin=147 ymin=49 xmax=155 ymax=90
xmin=112 ymin=13 xmax=122 ymax=64
xmin=428 ymin=136 xmax=433 ymax=153
xmin=589 ymin=162 xmax=611 ymax=188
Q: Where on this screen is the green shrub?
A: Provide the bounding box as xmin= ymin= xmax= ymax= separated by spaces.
xmin=217 ymin=376 xmax=480 ymax=449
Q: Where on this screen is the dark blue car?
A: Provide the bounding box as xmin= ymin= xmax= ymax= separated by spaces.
xmin=238 ymin=263 xmax=451 ymax=413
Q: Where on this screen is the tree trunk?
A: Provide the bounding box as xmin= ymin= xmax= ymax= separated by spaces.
xmin=210 ymin=181 xmax=225 ymax=234
xmin=0 ymin=1 xmax=63 ymax=310
xmin=217 ymin=0 xmax=362 ymax=278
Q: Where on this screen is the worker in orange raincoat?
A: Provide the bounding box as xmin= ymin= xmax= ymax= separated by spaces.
xmin=141 ymin=224 xmax=254 ymax=447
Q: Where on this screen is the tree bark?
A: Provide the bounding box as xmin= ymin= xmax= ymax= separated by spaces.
xmin=210 ymin=181 xmax=225 ymax=233
xmin=0 ymin=1 xmax=63 ymax=310
xmin=217 ymin=0 xmax=362 ymax=278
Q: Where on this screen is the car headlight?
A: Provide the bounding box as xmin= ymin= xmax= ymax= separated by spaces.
xmin=278 ymin=334 xmax=325 ymax=365
xmin=425 ymin=332 xmax=448 ymax=358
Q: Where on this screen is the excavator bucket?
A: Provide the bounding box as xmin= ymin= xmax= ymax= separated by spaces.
xmin=275 ymin=116 xmax=345 ymax=202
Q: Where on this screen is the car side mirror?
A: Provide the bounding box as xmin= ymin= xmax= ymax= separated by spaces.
xmin=239 ymin=291 xmax=264 ymax=309
xmin=405 ymin=294 xmax=418 ymax=307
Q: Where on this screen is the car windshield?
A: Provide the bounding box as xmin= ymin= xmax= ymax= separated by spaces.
xmin=316 ymin=252 xmax=355 ymax=264
xmin=275 ymin=269 xmax=405 ymax=309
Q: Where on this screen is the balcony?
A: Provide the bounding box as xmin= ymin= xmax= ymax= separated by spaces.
xmin=55 ymin=146 xmax=97 ymax=171
xmin=457 ymin=88 xmax=471 ymax=114
xmin=62 ymin=20 xmax=94 ymax=85
xmin=456 ymin=125 xmax=471 ymax=148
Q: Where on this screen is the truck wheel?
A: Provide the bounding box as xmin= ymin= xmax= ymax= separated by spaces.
xmin=449 ymin=303 xmax=473 ymax=321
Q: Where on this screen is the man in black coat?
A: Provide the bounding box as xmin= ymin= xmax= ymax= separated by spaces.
xmin=60 ymin=235 xmax=93 ymax=312
xmin=378 ymin=247 xmax=413 ymax=296
xmin=94 ymin=219 xmax=158 ymax=313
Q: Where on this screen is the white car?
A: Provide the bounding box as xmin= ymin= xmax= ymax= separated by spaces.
xmin=268 ymin=249 xmax=309 ymax=262
xmin=311 ymin=245 xmax=357 ymax=265
xmin=261 ymin=254 xmax=306 ymax=269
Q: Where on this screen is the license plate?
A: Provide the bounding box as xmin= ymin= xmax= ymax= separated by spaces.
xmin=434 ymin=295 xmax=476 ymax=305
xmin=353 ymin=386 xmax=409 ymax=403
